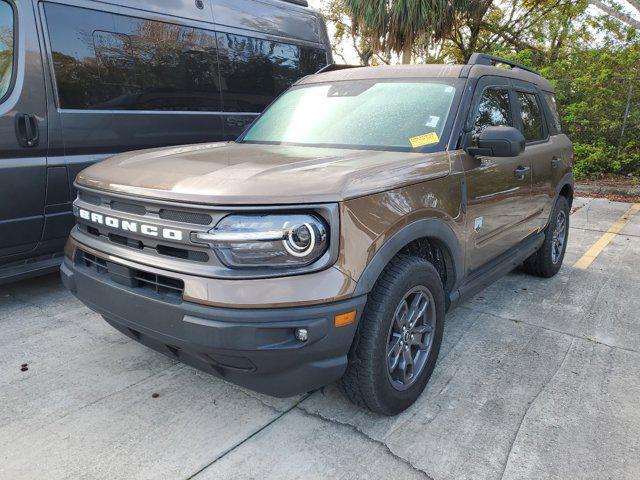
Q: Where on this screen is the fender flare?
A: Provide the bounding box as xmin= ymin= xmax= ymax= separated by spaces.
xmin=540 ymin=171 xmax=574 ymax=230
xmin=352 ymin=219 xmax=464 ymax=297
xmin=556 ymin=171 xmax=575 ymax=202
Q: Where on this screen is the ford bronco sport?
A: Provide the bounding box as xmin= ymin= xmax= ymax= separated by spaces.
xmin=61 ymin=54 xmax=573 ymax=415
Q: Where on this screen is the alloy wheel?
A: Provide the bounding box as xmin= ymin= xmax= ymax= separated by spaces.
xmin=386 ymin=286 xmax=436 ymax=391
xmin=551 ymin=210 xmax=567 ymax=264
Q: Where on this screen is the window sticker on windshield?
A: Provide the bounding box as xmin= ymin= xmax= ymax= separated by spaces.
xmin=409 ymin=132 xmax=440 ymax=148
xmin=425 ymin=116 xmax=440 ymax=128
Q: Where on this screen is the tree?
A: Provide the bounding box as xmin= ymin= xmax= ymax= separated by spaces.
xmin=341 ymin=0 xmax=471 ymax=64
xmin=590 ymin=0 xmax=640 ymax=29
xmin=321 ymin=1 xmax=383 ymax=65
xmin=437 ymin=0 xmax=587 ymax=64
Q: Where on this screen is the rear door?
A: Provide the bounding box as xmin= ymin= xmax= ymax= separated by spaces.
xmin=512 ymin=82 xmax=558 ymax=230
xmin=0 ymin=0 xmax=48 ymax=259
xmin=462 ymin=76 xmax=536 ymax=272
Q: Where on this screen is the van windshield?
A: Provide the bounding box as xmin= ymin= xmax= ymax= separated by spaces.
xmin=241 ymin=79 xmax=460 ymax=151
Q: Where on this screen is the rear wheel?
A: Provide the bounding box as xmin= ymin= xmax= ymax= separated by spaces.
xmin=524 ymin=195 xmax=570 ymax=278
xmin=339 ymin=255 xmax=445 ymax=415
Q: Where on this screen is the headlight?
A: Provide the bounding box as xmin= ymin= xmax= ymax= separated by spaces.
xmin=193 ymin=214 xmax=329 ymax=268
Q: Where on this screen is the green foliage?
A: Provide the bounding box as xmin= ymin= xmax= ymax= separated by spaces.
xmin=572 ymin=142 xmax=618 ymax=178
xmin=543 ymin=46 xmax=640 ymax=178
xmin=479 ymin=43 xmax=640 ymax=178
xmin=341 ymin=0 xmax=471 ymax=63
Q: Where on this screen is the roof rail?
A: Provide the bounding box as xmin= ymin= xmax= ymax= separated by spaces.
xmin=467 ymin=53 xmax=540 ymax=76
xmin=315 ymin=64 xmax=360 ymax=75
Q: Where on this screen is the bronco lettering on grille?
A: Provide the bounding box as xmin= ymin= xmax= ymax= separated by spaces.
xmin=77 ymin=208 xmax=184 ymax=241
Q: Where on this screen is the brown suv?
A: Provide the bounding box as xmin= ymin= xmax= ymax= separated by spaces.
xmin=61 ymin=54 xmax=573 ymax=415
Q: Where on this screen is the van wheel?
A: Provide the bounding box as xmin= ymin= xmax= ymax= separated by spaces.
xmin=339 ymin=255 xmax=445 ymax=415
xmin=523 ymin=195 xmax=570 ymax=278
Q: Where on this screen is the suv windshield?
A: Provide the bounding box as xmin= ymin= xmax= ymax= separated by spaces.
xmin=241 ymin=79 xmax=460 ymax=151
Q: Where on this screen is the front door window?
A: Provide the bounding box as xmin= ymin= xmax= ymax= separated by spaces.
xmin=471 ymin=88 xmax=513 ymax=145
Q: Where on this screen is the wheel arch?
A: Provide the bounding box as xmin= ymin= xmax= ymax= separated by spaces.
xmin=556 ymin=172 xmax=574 ymax=207
xmin=352 ymin=219 xmax=464 ymax=298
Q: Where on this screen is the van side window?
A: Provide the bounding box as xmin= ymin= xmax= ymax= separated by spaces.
xmin=517 ymin=92 xmax=545 ymax=142
xmin=44 ymin=2 xmax=222 ymax=111
xmin=0 ymin=0 xmax=14 ymax=100
xmin=216 ymin=33 xmax=326 ymax=112
xmin=471 ymin=88 xmax=512 ymax=145
xmin=544 ymin=92 xmax=562 ymax=133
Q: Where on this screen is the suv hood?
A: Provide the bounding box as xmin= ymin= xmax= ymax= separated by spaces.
xmin=76 ymin=142 xmax=452 ymax=205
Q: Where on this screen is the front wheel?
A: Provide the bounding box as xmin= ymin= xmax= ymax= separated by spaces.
xmin=524 ymin=195 xmax=570 ymax=278
xmin=339 ymin=255 xmax=445 ymax=415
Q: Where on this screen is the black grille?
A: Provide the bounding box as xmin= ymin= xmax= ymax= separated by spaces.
xmin=80 ymin=251 xmax=108 ymax=273
xmin=79 ymin=191 xmax=101 ymax=205
xmin=109 ymin=233 xmax=144 ymax=250
xmin=159 ymin=209 xmax=212 ymax=225
xmin=156 ymin=244 xmax=209 ymax=262
xmin=78 ymin=251 xmax=184 ymax=301
xmin=78 ymin=225 xmax=209 ymax=263
xmin=110 ymin=201 xmax=147 ymax=216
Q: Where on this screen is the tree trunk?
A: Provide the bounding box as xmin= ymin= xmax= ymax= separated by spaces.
xmin=401 ymin=43 xmax=412 ymax=64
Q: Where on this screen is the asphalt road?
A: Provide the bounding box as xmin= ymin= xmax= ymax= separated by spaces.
xmin=2 ymin=197 xmax=639 ymax=480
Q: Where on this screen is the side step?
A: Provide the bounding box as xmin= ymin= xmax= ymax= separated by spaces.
xmin=0 ymin=254 xmax=63 ymax=285
xmin=449 ymin=233 xmax=545 ymax=309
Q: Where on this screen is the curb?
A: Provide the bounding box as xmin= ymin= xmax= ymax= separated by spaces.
xmin=575 ymin=184 xmax=640 ymax=197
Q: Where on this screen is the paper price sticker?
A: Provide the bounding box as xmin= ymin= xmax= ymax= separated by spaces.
xmin=409 ymin=132 xmax=440 ymax=148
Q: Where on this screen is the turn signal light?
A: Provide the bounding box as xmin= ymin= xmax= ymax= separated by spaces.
xmin=335 ymin=311 xmax=356 ymax=327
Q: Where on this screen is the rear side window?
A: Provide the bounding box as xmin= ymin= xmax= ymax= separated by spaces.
xmin=44 ymin=2 xmax=222 ymax=111
xmin=544 ymin=92 xmax=562 ymax=133
xmin=471 ymin=88 xmax=513 ymax=144
xmin=517 ymin=92 xmax=545 ymax=142
xmin=217 ymin=33 xmax=327 ymax=112
xmin=0 ymin=0 xmax=14 ymax=100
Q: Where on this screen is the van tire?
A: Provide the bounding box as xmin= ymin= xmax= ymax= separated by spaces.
xmin=524 ymin=196 xmax=570 ymax=278
xmin=339 ymin=255 xmax=445 ymax=415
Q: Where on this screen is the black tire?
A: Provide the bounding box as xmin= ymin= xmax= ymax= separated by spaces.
xmin=523 ymin=195 xmax=570 ymax=278
xmin=339 ymin=255 xmax=445 ymax=415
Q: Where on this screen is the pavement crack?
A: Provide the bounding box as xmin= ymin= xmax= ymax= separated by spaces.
xmin=498 ymin=338 xmax=574 ymax=480
xmin=233 ymin=387 xmax=288 ymax=414
xmin=185 ymin=393 xmax=310 ymax=480
xmin=296 ymin=405 xmax=435 ymax=480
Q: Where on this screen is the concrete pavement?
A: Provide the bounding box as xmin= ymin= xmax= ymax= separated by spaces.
xmin=1 ymin=197 xmax=639 ymax=480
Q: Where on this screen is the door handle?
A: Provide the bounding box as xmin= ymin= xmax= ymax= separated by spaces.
xmin=551 ymin=156 xmax=561 ymax=168
xmin=15 ymin=114 xmax=39 ymax=148
xmin=513 ymin=165 xmax=530 ymax=179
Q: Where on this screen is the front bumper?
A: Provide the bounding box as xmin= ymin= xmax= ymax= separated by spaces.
xmin=61 ymin=255 xmax=366 ymax=397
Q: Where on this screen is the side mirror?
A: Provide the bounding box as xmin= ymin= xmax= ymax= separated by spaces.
xmin=466 ymin=126 xmax=525 ymax=157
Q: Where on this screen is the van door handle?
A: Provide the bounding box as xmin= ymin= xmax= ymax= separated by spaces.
xmin=551 ymin=156 xmax=561 ymax=168
xmin=514 ymin=165 xmax=530 ymax=179
xmin=15 ymin=114 xmax=39 ymax=148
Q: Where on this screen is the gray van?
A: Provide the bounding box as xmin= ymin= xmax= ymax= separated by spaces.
xmin=0 ymin=0 xmax=331 ymax=283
